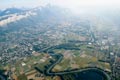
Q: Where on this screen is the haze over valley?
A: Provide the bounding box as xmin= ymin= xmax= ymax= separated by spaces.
xmin=0 ymin=0 xmax=120 ymax=80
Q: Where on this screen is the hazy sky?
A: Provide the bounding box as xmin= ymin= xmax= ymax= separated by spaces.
xmin=0 ymin=0 xmax=120 ymax=10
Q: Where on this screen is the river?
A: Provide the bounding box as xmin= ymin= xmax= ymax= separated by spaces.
xmin=70 ymin=69 xmax=108 ymax=80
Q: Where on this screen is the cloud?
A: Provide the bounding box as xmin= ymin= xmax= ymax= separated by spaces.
xmin=49 ymin=0 xmax=120 ymax=8
xmin=0 ymin=0 xmax=120 ymax=10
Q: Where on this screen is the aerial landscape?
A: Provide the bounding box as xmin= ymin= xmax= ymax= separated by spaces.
xmin=0 ymin=0 xmax=120 ymax=80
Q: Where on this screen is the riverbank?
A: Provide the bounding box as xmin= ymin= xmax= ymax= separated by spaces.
xmin=36 ymin=53 xmax=111 ymax=80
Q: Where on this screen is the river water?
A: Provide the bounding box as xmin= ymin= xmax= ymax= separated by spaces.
xmin=61 ymin=69 xmax=108 ymax=80
xmin=76 ymin=69 xmax=106 ymax=80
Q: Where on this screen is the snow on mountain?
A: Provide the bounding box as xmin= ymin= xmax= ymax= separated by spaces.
xmin=0 ymin=10 xmax=37 ymax=26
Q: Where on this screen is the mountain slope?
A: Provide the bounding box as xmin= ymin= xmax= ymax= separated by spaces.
xmin=0 ymin=7 xmax=24 ymax=16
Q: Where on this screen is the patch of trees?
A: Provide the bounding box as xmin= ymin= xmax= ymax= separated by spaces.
xmin=54 ymin=43 xmax=80 ymax=50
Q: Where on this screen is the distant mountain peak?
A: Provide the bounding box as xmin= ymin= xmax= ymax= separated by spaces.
xmin=0 ymin=7 xmax=25 ymax=16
